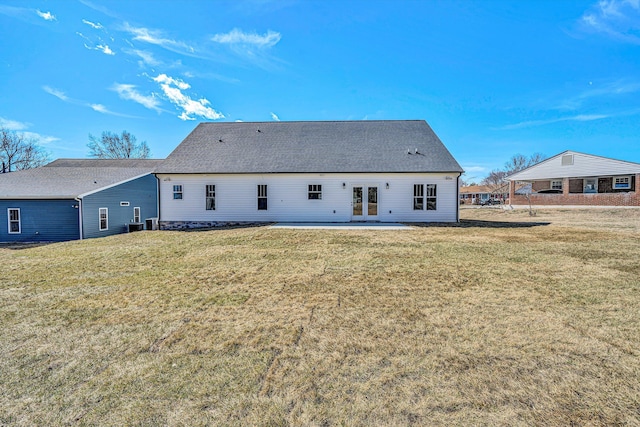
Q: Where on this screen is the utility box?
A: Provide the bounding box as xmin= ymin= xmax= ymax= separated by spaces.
xmin=128 ymin=223 xmax=144 ymax=232
xmin=145 ymin=218 xmax=159 ymax=230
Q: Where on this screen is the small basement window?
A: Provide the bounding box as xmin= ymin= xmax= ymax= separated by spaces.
xmin=173 ymin=184 xmax=183 ymax=200
xmin=308 ymin=184 xmax=322 ymax=200
xmin=613 ymin=176 xmax=631 ymax=189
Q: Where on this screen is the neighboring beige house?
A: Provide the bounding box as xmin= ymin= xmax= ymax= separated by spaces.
xmin=507 ymin=151 xmax=640 ymax=206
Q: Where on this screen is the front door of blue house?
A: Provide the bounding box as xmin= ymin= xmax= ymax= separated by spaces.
xmin=352 ymin=185 xmax=378 ymax=221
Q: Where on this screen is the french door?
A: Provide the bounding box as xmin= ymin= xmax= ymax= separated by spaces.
xmin=352 ymin=185 xmax=378 ymax=220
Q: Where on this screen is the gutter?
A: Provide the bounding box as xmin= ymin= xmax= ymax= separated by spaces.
xmin=456 ymin=174 xmax=461 ymax=222
xmin=155 ymin=174 xmax=161 ymax=227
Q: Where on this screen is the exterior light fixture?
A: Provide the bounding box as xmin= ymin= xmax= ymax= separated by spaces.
xmin=342 ymin=182 xmax=346 ymax=189
xmin=386 ymin=182 xmax=389 ymax=189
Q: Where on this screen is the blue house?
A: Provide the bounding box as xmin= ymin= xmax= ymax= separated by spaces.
xmin=0 ymin=159 xmax=161 ymax=242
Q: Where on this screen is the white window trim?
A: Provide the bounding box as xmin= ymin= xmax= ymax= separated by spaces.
xmin=173 ymin=184 xmax=183 ymax=200
xmin=613 ymin=176 xmax=631 ymax=190
xmin=551 ymin=180 xmax=563 ymax=190
xmin=120 ymin=201 xmax=130 ymax=207
xmin=205 ymin=184 xmax=216 ymax=211
xmin=426 ymin=184 xmax=437 ymax=211
xmin=413 ymin=184 xmax=424 ymax=210
xmin=308 ymin=184 xmax=322 ymax=200
xmin=257 ymin=184 xmax=268 ymax=211
xmin=8 ymin=208 xmax=21 ymax=234
xmin=99 ymin=208 xmax=108 ymax=231
xmin=133 ymin=207 xmax=141 ymax=223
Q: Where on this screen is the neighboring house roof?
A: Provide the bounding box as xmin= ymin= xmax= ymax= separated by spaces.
xmin=155 ymin=120 xmax=463 ymax=174
xmin=0 ymin=159 xmax=162 ymax=199
xmin=460 ymin=185 xmax=493 ymax=195
xmin=460 ymin=184 xmax=509 ymax=195
xmin=507 ymin=150 xmax=640 ymax=181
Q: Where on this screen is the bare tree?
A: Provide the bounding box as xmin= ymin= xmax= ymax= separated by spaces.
xmin=504 ymin=152 xmax=546 ymax=175
xmin=481 ymin=169 xmax=508 ymax=191
xmin=88 ymin=131 xmax=151 ymax=159
xmin=0 ymin=127 xmax=51 ymax=172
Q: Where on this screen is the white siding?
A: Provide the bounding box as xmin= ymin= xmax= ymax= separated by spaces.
xmin=157 ymin=173 xmax=459 ymax=223
xmin=510 ymin=151 xmax=640 ymax=181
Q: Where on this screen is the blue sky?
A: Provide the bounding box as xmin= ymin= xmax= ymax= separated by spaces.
xmin=1 ymin=0 xmax=640 ymax=181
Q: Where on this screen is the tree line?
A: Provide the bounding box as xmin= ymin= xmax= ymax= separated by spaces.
xmin=0 ymin=127 xmax=151 ymax=173
xmin=463 ymin=153 xmax=547 ymax=191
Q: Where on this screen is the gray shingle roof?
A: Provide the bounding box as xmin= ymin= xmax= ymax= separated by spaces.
xmin=155 ymin=120 xmax=463 ymax=174
xmin=0 ymin=159 xmax=162 ymax=199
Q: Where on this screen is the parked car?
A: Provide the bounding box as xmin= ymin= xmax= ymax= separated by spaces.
xmin=480 ymin=198 xmax=501 ymax=206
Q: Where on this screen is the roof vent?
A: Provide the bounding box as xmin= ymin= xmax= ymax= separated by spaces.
xmin=218 ymin=139 xmax=223 ymax=143
xmin=561 ymin=154 xmax=574 ymax=166
xmin=407 ymin=148 xmax=411 ymax=155
xmin=257 ymin=129 xmax=261 ymax=133
xmin=415 ymin=148 xmax=419 ymax=154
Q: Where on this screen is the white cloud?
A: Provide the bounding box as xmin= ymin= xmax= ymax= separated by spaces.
xmin=125 ymin=49 xmax=161 ymax=67
xmin=96 ymin=44 xmax=115 ymax=55
xmin=43 ymin=86 xmax=70 ymax=102
xmin=90 ymin=104 xmax=108 ymax=113
xmin=580 ymin=0 xmax=640 ymax=43
xmin=270 ymin=112 xmax=280 ymax=121
xmin=0 ymin=117 xmax=29 ymax=131
xmin=122 ymin=22 xmax=195 ymax=53
xmin=112 ymin=83 xmax=161 ymax=111
xmin=0 ymin=117 xmax=59 ymax=144
xmin=212 ymin=28 xmax=281 ymax=48
xmin=36 ymin=10 xmax=56 ymax=21
xmin=152 ymin=74 xmax=224 ymax=121
xmin=82 ymin=19 xmax=103 ymax=29
xmin=23 ymin=132 xmax=59 ymax=144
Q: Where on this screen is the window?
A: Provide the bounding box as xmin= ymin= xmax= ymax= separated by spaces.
xmin=206 ymin=184 xmax=216 ymax=210
xmin=551 ymin=180 xmax=563 ymax=190
xmin=133 ymin=207 xmax=141 ymax=223
xmin=120 ymin=201 xmax=130 ymax=207
xmin=413 ymin=184 xmax=424 ymax=210
xmin=8 ymin=208 xmax=20 ymax=234
xmin=308 ymin=184 xmax=322 ymax=200
xmin=426 ymin=184 xmax=437 ymax=210
xmin=99 ymin=208 xmax=108 ymax=231
xmin=614 ymin=176 xmax=631 ymax=189
xmin=173 ymin=185 xmax=183 ymax=200
xmin=257 ymin=184 xmax=268 ymax=210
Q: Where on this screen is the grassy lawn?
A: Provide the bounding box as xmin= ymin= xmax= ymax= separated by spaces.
xmin=1 ymin=209 xmax=640 ymax=426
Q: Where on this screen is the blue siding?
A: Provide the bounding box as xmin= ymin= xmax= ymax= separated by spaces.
xmin=0 ymin=199 xmax=80 ymax=242
xmin=82 ymin=174 xmax=158 ymax=239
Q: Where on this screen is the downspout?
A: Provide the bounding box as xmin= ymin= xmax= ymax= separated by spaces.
xmin=75 ymin=197 xmax=83 ymax=240
xmin=155 ymin=174 xmax=161 ymax=229
xmin=456 ymin=173 xmax=461 ymax=223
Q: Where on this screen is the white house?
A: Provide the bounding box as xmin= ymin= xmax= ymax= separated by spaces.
xmin=155 ymin=120 xmax=463 ymax=227
xmin=507 ymin=150 xmax=640 ymax=206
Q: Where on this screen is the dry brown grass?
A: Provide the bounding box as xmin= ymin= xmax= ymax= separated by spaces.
xmin=1 ymin=209 xmax=640 ymax=426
